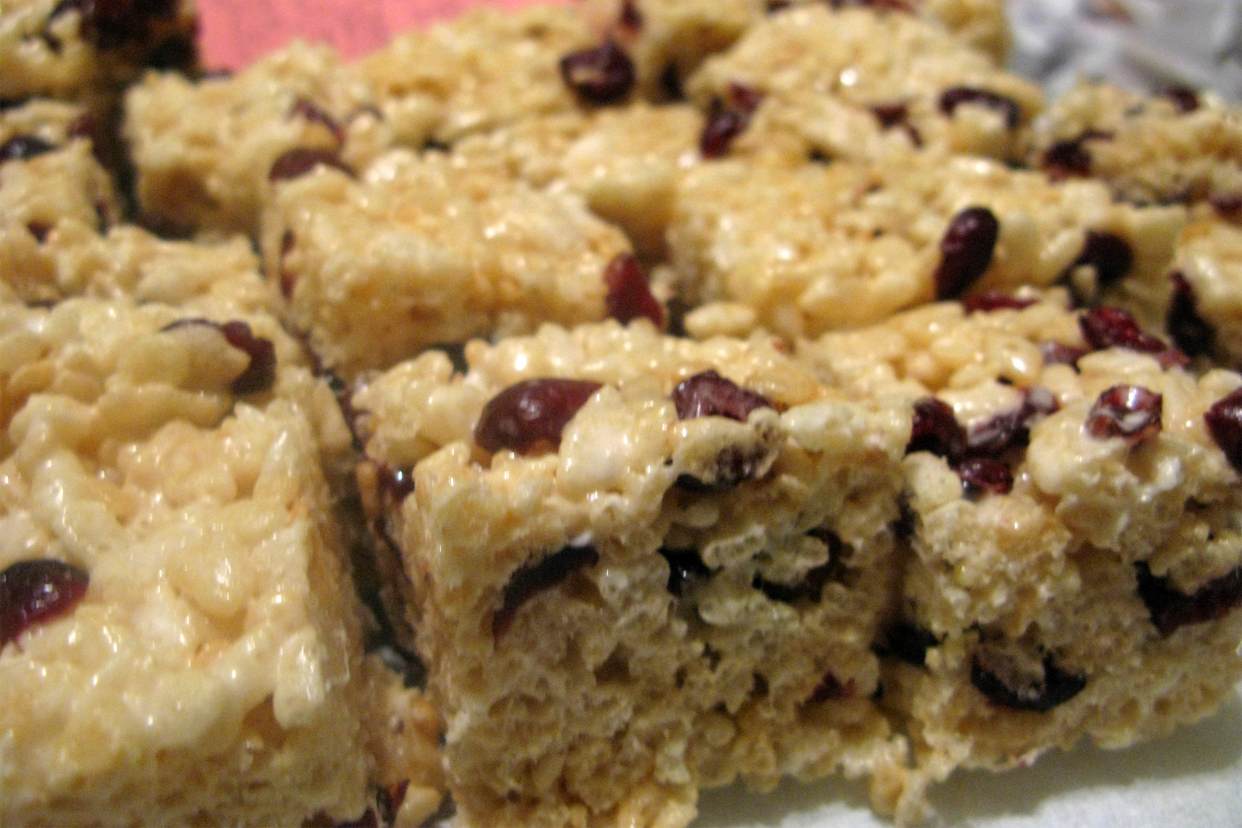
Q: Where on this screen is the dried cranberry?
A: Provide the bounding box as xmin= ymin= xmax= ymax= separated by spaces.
xmin=907 ymin=397 xmax=966 ymax=460
xmin=604 ymin=253 xmax=664 ymax=327
xmin=1 ymin=559 xmax=89 ymax=648
xmin=938 ymin=86 xmax=1021 ymax=129
xmin=961 ymin=292 xmax=1037 ymax=314
xmin=1166 ymin=271 xmax=1214 ymax=357
xmin=279 ymin=230 xmax=297 ymax=298
xmin=493 ymin=545 xmax=598 ymax=637
xmin=1079 ymin=307 xmax=1188 ymax=368
xmin=1040 ymin=130 xmax=1111 ymax=179
xmin=828 ymin=0 xmax=914 ymax=11
xmin=700 ymin=83 xmax=764 ymax=159
xmin=671 ymin=370 xmax=773 ymax=422
xmin=269 ymin=147 xmax=352 ymax=181
xmin=933 ymin=206 xmax=999 ymax=300
xmin=1069 ymin=231 xmax=1133 ymax=288
xmin=1039 ymin=341 xmax=1087 ymax=369
xmin=808 ymin=672 xmax=856 ymax=703
xmin=1135 ymin=561 xmax=1242 ymax=637
xmin=876 ymin=621 xmax=940 ymax=668
xmin=0 ymin=134 xmax=56 ymax=163
xmin=1205 ymin=388 xmax=1242 ymax=473
xmin=475 ymin=378 xmax=602 ymax=454
xmin=559 ymin=40 xmax=635 ymax=105
xmin=1210 ymin=194 xmax=1242 ymax=219
xmin=375 ymin=464 xmax=415 ymax=502
xmin=1085 ymin=385 xmax=1162 ymax=442
xmin=1164 ymin=85 xmax=1201 ymax=114
xmin=618 ymin=0 xmax=643 ymax=31
xmin=163 ymin=318 xmax=277 ymax=395
xmin=869 ymin=102 xmax=922 ymax=147
xmin=970 ymin=652 xmax=1085 ymax=712
xmin=659 ymin=548 xmax=711 ymax=597
xmin=753 ymin=559 xmax=835 ymax=604
xmin=675 ymin=443 xmax=773 ymax=492
xmin=956 ymin=456 xmax=1013 ymax=497
xmin=26 ymin=221 xmax=52 ymax=243
xmin=290 ymin=98 xmax=345 ymax=145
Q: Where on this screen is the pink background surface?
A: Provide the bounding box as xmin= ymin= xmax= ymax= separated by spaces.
xmin=197 ymin=0 xmax=551 ymax=70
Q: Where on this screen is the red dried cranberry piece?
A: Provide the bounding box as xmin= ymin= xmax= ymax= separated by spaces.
xmin=961 ymin=292 xmax=1037 ymax=314
xmin=828 ymin=0 xmax=914 ymax=11
xmin=604 ymin=253 xmax=664 ymax=327
xmin=1166 ymin=271 xmax=1214 ymax=357
xmin=493 ymin=545 xmax=598 ymax=637
xmin=163 ymin=318 xmax=277 ymax=395
xmin=970 ymin=652 xmax=1086 ymax=712
xmin=933 ymin=206 xmax=999 ymax=300
xmin=869 ymin=101 xmax=923 ymax=147
xmin=290 ymin=98 xmax=345 ymax=145
xmin=906 ymin=397 xmax=966 ymax=460
xmin=269 ymin=147 xmax=352 ymax=181
xmin=375 ymin=464 xmax=415 ymax=503
xmin=956 ymin=456 xmax=1013 ymax=497
xmin=618 ymin=0 xmax=643 ymax=31
xmin=1041 ymin=130 xmax=1112 ymax=179
xmin=559 ymin=40 xmax=635 ymax=105
xmin=1164 ymin=85 xmax=1201 ymax=114
xmin=675 ymin=444 xmax=773 ymax=493
xmin=1135 ymin=561 xmax=1242 ymax=637
xmin=938 ymin=86 xmax=1021 ymax=129
xmin=876 ymin=620 xmax=940 ymax=667
xmin=279 ymin=230 xmax=297 ymax=298
xmin=26 ymin=221 xmax=52 ymax=243
xmin=1205 ymin=388 xmax=1242 ymax=472
xmin=1 ymin=559 xmax=89 ymax=647
xmin=700 ymin=83 xmax=764 ymax=159
xmin=0 ymin=134 xmax=56 ymax=163
xmin=1039 ymin=341 xmax=1087 ymax=369
xmin=658 ymin=548 xmax=712 ymax=597
xmin=671 ymin=370 xmax=773 ymax=422
xmin=1085 ymin=384 xmax=1162 ymax=442
xmin=808 ymin=671 xmax=856 ymax=703
xmin=1211 ymin=193 xmax=1242 ymax=219
xmin=475 ymin=378 xmax=602 ymax=454
xmin=1079 ymin=307 xmax=1188 ymax=368
xmin=1072 ymin=231 xmax=1133 ymax=288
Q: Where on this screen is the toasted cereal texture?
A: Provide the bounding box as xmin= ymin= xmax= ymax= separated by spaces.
xmin=671 ymin=153 xmax=1186 ymax=341
xmin=800 ymin=293 xmax=1242 ymax=818
xmin=124 ymin=40 xmax=393 ymax=237
xmin=684 ymin=5 xmax=1040 ymax=165
xmin=1028 ymin=80 xmax=1242 ymax=209
xmin=355 ymin=4 xmax=599 ymax=146
xmin=0 ymin=0 xmax=197 ymax=103
xmin=0 ymin=296 xmax=380 ymax=827
xmin=260 ymin=148 xmax=636 ymax=379
xmin=352 ymin=320 xmax=913 ymax=828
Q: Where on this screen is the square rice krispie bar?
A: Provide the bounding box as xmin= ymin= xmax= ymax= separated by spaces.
xmin=124 ymin=40 xmax=393 ymax=237
xmin=800 ymin=291 xmax=1242 ymax=819
xmin=351 ymin=320 xmax=913 ymax=828
xmin=259 ymin=147 xmax=640 ymax=380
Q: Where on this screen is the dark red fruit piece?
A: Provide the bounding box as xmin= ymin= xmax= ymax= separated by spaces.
xmin=1085 ymin=385 xmax=1162 ymax=442
xmin=961 ymin=292 xmax=1037 ymax=314
xmin=808 ymin=672 xmax=856 ymax=703
xmin=1166 ymin=271 xmax=1214 ymax=357
xmin=290 ymin=98 xmax=345 ymax=145
xmin=1135 ymin=561 xmax=1242 ymax=637
xmin=876 ymin=621 xmax=940 ymax=667
xmin=671 ymin=370 xmax=773 ymax=422
xmin=1040 ymin=130 xmax=1111 ymax=179
xmin=1205 ymin=387 xmax=1242 ymax=473
xmin=674 ymin=443 xmax=774 ymax=493
xmin=970 ymin=652 xmax=1086 ymax=712
xmin=906 ymin=396 xmax=966 ymax=460
xmin=279 ymin=230 xmax=297 ymax=298
xmin=618 ymin=0 xmax=643 ymax=30
xmin=965 ymin=387 xmax=1058 ymax=457
xmin=828 ymin=0 xmax=914 ymax=11
xmin=26 ymin=221 xmax=52 ymax=243
xmin=493 ymin=545 xmax=599 ymax=637
xmin=0 ymin=134 xmax=56 ymax=163
xmin=1210 ymin=193 xmax=1242 ymax=219
xmin=659 ymin=548 xmax=712 ymax=597
xmin=700 ymin=83 xmax=764 ymax=159
xmin=269 ymin=147 xmax=352 ymax=181
xmin=1039 ymin=341 xmax=1087 ymax=369
xmin=869 ymin=101 xmax=923 ymax=147
xmin=375 ymin=464 xmax=415 ymax=503
xmin=933 ymin=206 xmax=999 ymax=300
xmin=1164 ymin=85 xmax=1200 ymax=114
xmin=475 ymin=378 xmax=602 ymax=454
xmin=938 ymin=86 xmax=1021 ymax=129
xmin=956 ymin=456 xmax=1013 ymax=497
xmin=1 ymin=559 xmax=89 ymax=648
xmin=604 ymin=253 xmax=664 ymax=327
xmin=1079 ymin=307 xmax=1188 ymax=368
xmin=559 ymin=40 xmax=635 ymax=105
xmin=162 ymin=318 xmax=277 ymax=395
xmin=1073 ymin=231 xmax=1133 ymax=288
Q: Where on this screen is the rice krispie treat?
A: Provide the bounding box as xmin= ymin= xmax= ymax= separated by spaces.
xmin=683 ymin=5 xmax=1041 ymax=166
xmin=352 ymin=320 xmax=913 ymax=828
xmin=0 ymin=0 xmax=198 ymax=103
xmin=355 ymin=3 xmax=600 ymax=147
xmin=0 ymin=295 xmax=417 ymax=826
xmin=800 ymin=291 xmax=1242 ymax=818
xmin=579 ymin=0 xmax=1011 ymax=102
xmin=260 ymin=147 xmax=643 ymax=380
xmin=670 ymin=152 xmax=1186 ymax=341
xmin=1028 ymin=80 xmax=1242 ymax=211
xmin=124 ymin=40 xmax=393 ymax=237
